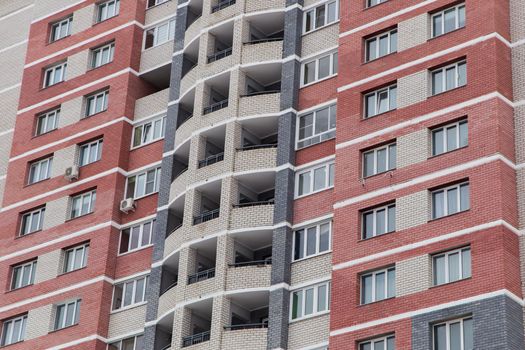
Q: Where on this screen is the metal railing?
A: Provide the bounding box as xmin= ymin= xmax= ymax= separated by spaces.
xmin=160 ymin=280 xmax=178 ymax=295
xmin=244 ymin=37 xmax=284 ymax=45
xmin=211 ymin=0 xmax=235 ymax=13
xmin=176 ymin=113 xmax=193 ymax=129
xmin=166 ymin=223 xmax=182 ymax=238
xmin=224 ymin=323 xmax=269 ymax=331
xmin=233 ymin=199 xmax=274 ymax=208
xmin=174 ymin=167 xmax=188 ymax=179
xmin=193 ymin=208 xmax=220 ymax=225
xmin=187 ymin=268 xmax=216 ymax=284
xmin=207 ymin=47 xmax=232 ymax=63
xmin=159 ymin=344 xmax=172 ymax=350
xmin=182 ymin=331 xmax=211 ymax=347
xmin=241 ymin=89 xmax=281 ymax=97
xmin=236 ymin=143 xmax=277 ymax=151
xmin=198 ymin=152 xmax=224 ymax=168
xmin=228 ymin=259 xmax=272 ymax=267
xmin=203 ymin=99 xmax=228 ymax=115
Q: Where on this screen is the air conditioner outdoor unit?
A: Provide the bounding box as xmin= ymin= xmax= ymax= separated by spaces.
xmin=120 ymin=198 xmax=136 ymax=213
xmin=64 ymin=165 xmax=79 ymax=181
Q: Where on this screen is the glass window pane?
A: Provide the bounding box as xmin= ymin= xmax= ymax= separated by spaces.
xmin=433 ymin=14 xmax=443 ymax=37
xmin=313 ymin=167 xmax=326 ymax=191
xmin=65 ymin=303 xmax=75 ymax=326
xmin=463 ymin=318 xmax=473 ymax=350
xmin=376 ymin=148 xmax=387 ymax=173
xmin=450 ymin=322 xmax=461 ymax=350
xmin=315 ymin=5 xmax=325 ymax=28
xmin=364 ymin=151 xmax=375 ymax=177
xmin=315 ymin=107 xmax=329 ymax=134
xmin=364 ymin=212 xmax=374 ymax=239
xmin=56 ymin=305 xmax=65 ymax=329
xmin=447 ymin=187 xmax=459 ymax=215
xmin=462 ymin=249 xmax=471 ymax=279
xmin=434 ymin=255 xmax=446 ymax=285
xmin=378 ymin=91 xmax=388 ymax=114
xmin=388 ymin=206 xmax=395 ymax=232
xmin=433 ymin=129 xmax=445 ymax=155
xmin=448 ymin=252 xmax=460 ymax=282
xmin=446 ymin=67 xmax=456 ymax=90
xmin=122 ymin=338 xmax=135 ymax=350
xmin=433 ymin=70 xmax=443 ymax=95
xmin=317 ymin=284 xmax=327 ymax=312
xmin=362 ymin=275 xmax=373 ymax=304
xmin=367 ymin=39 xmax=377 ymax=61
xmin=387 ymin=269 xmax=395 ymax=298
xmin=458 ymin=62 xmax=467 ymax=87
xmin=366 ymin=94 xmax=376 ymax=118
xmin=134 ymin=278 xmax=145 ymax=303
xmin=459 ymin=121 xmax=468 ymax=147
xmin=433 ymin=191 xmax=445 ymax=219
xmin=319 ymin=223 xmax=330 ymax=252
xmin=361 ymin=343 xmax=372 ymax=350
xmin=388 ymin=144 xmax=396 ymax=170
xmin=379 ymin=35 xmax=389 ymax=57
xmin=446 ymin=125 xmax=458 ymax=151
xmin=327 ymin=2 xmax=336 ymax=22
xmin=304 ymin=62 xmax=315 ymax=84
xmin=374 ymin=340 xmax=384 ymax=350
xmin=294 ymin=230 xmax=305 ymax=260
xmin=390 ymin=31 xmax=397 ymax=52
xmin=74 ymin=248 xmax=83 ymax=270
xmin=142 ymin=222 xmax=152 ymax=246
xmin=444 ymin=8 xmax=456 ymax=33
xmin=460 ymin=184 xmax=470 ymax=211
xmin=299 ymin=172 xmax=310 ymax=196
xmin=375 ymin=272 xmax=385 ymax=301
xmin=458 ymin=6 xmax=466 ymax=28
xmin=387 ymin=336 xmax=395 ymax=350
xmin=306 ymin=227 xmax=317 ymax=256
xmin=376 ymin=209 xmax=386 ymax=235
xmin=305 ymin=10 xmax=313 ymax=32
xmin=292 ymin=291 xmax=302 ymax=319
xmin=123 ymin=282 xmax=133 ymax=306
xmin=318 ymin=55 xmax=331 ymax=79
xmin=434 ymin=324 xmax=447 ymax=350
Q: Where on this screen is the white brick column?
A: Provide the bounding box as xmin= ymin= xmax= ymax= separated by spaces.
xmin=71 ymin=4 xmax=95 ymax=35
xmin=67 ymin=50 xmax=89 ymax=80
xmin=43 ymin=197 xmax=69 ymax=230
xmin=34 ymin=249 xmax=62 ymax=284
xmin=209 ymin=295 xmax=230 ymax=348
xmin=396 ymin=190 xmax=429 ymax=231
xmin=395 ymin=254 xmax=432 ymax=297
xmin=171 ymin=306 xmax=193 ymax=350
xmin=60 ymin=96 xmax=84 ymax=128
xmin=397 ymin=13 xmax=429 ymax=52
xmin=397 ymin=70 xmax=428 ymax=109
xmin=26 ymin=304 xmax=53 ymax=340
xmin=397 ymin=129 xmax=429 ymax=168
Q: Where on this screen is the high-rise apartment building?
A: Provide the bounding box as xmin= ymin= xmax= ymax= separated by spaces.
xmin=1 ymin=0 xmax=525 ymax=349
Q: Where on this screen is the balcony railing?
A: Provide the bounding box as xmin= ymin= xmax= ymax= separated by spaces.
xmin=193 ymin=208 xmax=220 ymax=225
xmin=237 ymin=143 xmax=277 ymax=151
xmin=211 ymin=0 xmax=235 ymax=13
xmin=224 ymin=323 xmax=269 ymax=331
xmin=188 ymin=267 xmax=216 ymax=284
xmin=233 ymin=199 xmax=274 ymax=208
xmin=174 ymin=167 xmax=188 ymax=179
xmin=160 ymin=280 xmax=178 ymax=295
xmin=207 ymin=47 xmax=232 ymax=63
xmin=229 ymin=259 xmax=272 ymax=267
xmin=244 ymin=37 xmax=284 ymax=45
xmin=166 ymin=223 xmax=183 ymax=238
xmin=182 ymin=331 xmax=211 ymax=347
xmin=198 ymin=152 xmax=224 ymax=168
xmin=203 ymin=99 xmax=228 ymax=115
xmin=160 ymin=344 xmax=172 ymax=350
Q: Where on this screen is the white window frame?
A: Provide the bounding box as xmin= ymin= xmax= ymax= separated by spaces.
xmin=433 ymin=316 xmax=472 ymax=350
xmin=79 ymin=139 xmax=103 ymax=166
xmin=63 ymin=243 xmax=90 ymax=273
xmin=85 ymin=90 xmax=109 ymax=117
xmin=36 ymin=108 xmax=60 ymax=136
xmin=431 ymin=119 xmax=468 ymax=156
xmin=364 ymin=84 xmax=397 ymax=118
xmin=28 ymin=157 xmax=53 ymax=184
xmin=143 ymin=18 xmax=176 ymax=50
xmin=125 ymin=167 xmax=161 ymax=199
xmin=147 ymin=0 xmax=169 ymax=8
xmin=20 ymin=207 xmax=45 ymax=236
xmin=365 ymin=28 xmax=397 ymax=62
xmin=431 ymin=182 xmax=469 ymax=219
xmin=131 ymin=115 xmax=167 ymax=148
xmin=359 ymin=334 xmax=395 ymax=350
xmin=296 ymin=103 xmax=336 ymax=150
xmin=108 ymin=334 xmax=144 ymax=350
xmin=43 ymin=62 xmax=67 ymax=88
xmin=50 ymin=16 xmax=72 ymax=42
xmin=290 ymin=281 xmax=331 ymax=321
xmin=366 ymin=0 xmax=388 ymax=8
xmin=0 ymin=315 xmax=27 ymax=346
xmin=432 ymin=247 xmax=471 ymax=286
xmin=361 ymin=267 xmax=396 ymax=304
xmin=362 ymin=142 xmax=396 ymax=178
xmin=303 ymin=0 xmax=339 ymax=34
xmin=301 ymin=50 xmax=338 ymax=87
xmin=292 ymin=221 xmax=332 ymax=261
xmin=70 ymin=190 xmax=97 ymax=219
xmin=431 ymin=3 xmax=466 ymax=38
xmin=97 ymin=0 xmax=120 ymax=22
xmin=295 ymin=161 xmax=335 ymax=198
xmin=111 ymin=275 xmax=149 ymax=311
xmin=361 ymin=204 xmax=396 ymax=239
xmin=91 ymin=42 xmax=115 ymax=68
xmin=431 ymin=60 xmax=467 ymax=95
xmin=118 ymin=219 xmax=155 ymax=255
xmin=11 ymin=260 xmax=37 ymax=290
xmin=54 ymin=299 xmax=81 ymax=330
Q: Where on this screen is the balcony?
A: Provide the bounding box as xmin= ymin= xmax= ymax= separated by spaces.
xmin=193 ymin=208 xmax=220 ymax=225
xmin=198 ymin=152 xmax=224 ymax=168
xmin=203 ymin=99 xmax=228 ymax=115
xmin=207 ymin=47 xmax=232 ymax=63
xmin=188 ymin=267 xmax=216 ymax=285
xmin=140 ymin=40 xmax=173 ymax=79
xmin=242 ymin=13 xmax=284 ymax=64
xmin=245 ymin=0 xmax=285 ymax=12
xmin=182 ymin=331 xmax=210 ymax=347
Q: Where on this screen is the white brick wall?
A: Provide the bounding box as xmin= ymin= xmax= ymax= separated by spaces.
xmin=71 ymin=4 xmax=95 ymax=35
xmin=288 ymin=314 xmax=330 ymax=350
xmin=60 ymin=96 xmax=84 ymax=127
xmin=397 ymin=129 xmax=429 ymax=168
xmin=513 ymin=45 xmax=525 ymax=102
xmin=225 ymin=265 xmax=271 ymax=290
xmin=50 ymin=145 xmax=77 ymax=178
xmin=396 ymin=254 xmax=431 ymax=296
xmin=397 ymin=70 xmax=428 ymax=109
xmin=34 ymin=249 xmax=62 ymax=284
xmin=396 ymin=190 xmax=429 ymax=231
xmin=229 ymin=205 xmax=274 ymax=230
xmin=291 ymin=253 xmax=332 ymax=286
xmin=221 ymin=328 xmax=267 ymax=350
xmin=245 ymin=0 xmax=285 ymax=12
xmin=145 ymin=0 xmax=177 ymax=26
xmin=0 ymin=87 xmax=21 ymax=132
xmin=397 ymin=13 xmax=429 ymax=52
xmin=241 ymin=41 xmax=283 ymax=65
xmin=43 ymin=197 xmax=69 ymax=230
xmin=0 ymin=178 xmax=5 ymax=208
xmin=0 ymin=131 xmax=13 ymax=175
xmin=511 ymin=0 xmax=525 ymax=42
xmin=108 ymin=304 xmax=147 ymax=338
xmin=134 ymin=88 xmax=169 ymax=122
xmin=33 ymin=0 xmax=76 ymax=19
xmin=26 ymin=304 xmax=53 ymax=340
xmin=0 ymin=9 xmax=31 ymax=50
xmin=238 ymin=93 xmax=281 ymax=117
xmin=140 ymin=41 xmax=174 ymax=72
xmin=67 ymin=50 xmax=89 ymax=80
xmin=234 ymin=147 xmax=277 ymax=172
xmin=517 ymin=168 xmax=525 ymax=229
xmin=301 ymin=24 xmax=339 ymax=58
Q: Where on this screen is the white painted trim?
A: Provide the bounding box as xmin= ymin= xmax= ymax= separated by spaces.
xmin=0 ymin=83 xmax=20 ymax=95
xmin=0 ymin=128 xmax=14 ymax=137
xmin=292 ymin=213 xmax=334 ymax=229
xmin=31 ymin=0 xmax=86 ymax=24
xmin=104 ymin=329 xmax=144 ymax=344
xmin=0 ymin=39 xmax=27 ymax=55
xmin=330 ymin=289 xmax=523 ymax=337
xmin=298 ymin=342 xmax=330 ymax=350
xmin=289 ymin=275 xmax=331 ymax=291
xmin=45 ymin=334 xmax=106 ymax=350
xmin=112 ymin=270 xmax=151 ymax=284
xmin=295 ymin=154 xmax=336 ymax=171
xmin=0 ymin=3 xmax=33 ymax=22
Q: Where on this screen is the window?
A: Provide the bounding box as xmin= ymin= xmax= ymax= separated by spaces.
xmin=20 ymin=207 xmax=45 ymax=236
xmin=119 ymin=220 xmax=155 ymax=254
xmin=112 ymin=275 xmax=149 ymax=310
xmin=125 ymin=167 xmax=161 ymax=199
xmin=11 ymin=260 xmax=37 ymax=290
xmin=70 ymin=190 xmax=96 ymax=219
xmin=50 ymin=16 xmax=72 ymax=42
xmin=63 ymin=243 xmax=89 ymax=273
xmin=433 ymin=247 xmax=471 ymax=286
xmin=432 ymin=120 xmax=468 ymax=156
xmin=297 ymin=104 xmax=336 ymax=149
xmin=361 ymin=267 xmax=395 ymax=304
xmin=303 ymin=0 xmax=339 ymax=33
xmin=293 ymin=221 xmax=332 ymax=261
xmin=431 ymin=61 xmax=466 ymax=95
xmin=36 ymin=108 xmax=59 ymax=136
xmin=97 ymin=0 xmax=120 ymax=22
xmin=431 ymin=4 xmax=466 ymax=38
xmin=132 ymin=116 xmax=166 ymax=148
xmin=366 ymin=0 xmax=387 ymax=8
xmin=0 ymin=315 xmax=27 ymax=346
xmin=291 ymin=281 xmax=331 ymax=320
xmin=364 ymin=85 xmax=397 ymax=118
xmin=91 ymin=42 xmax=115 ymax=68
xmin=431 ymin=182 xmax=469 ymax=219
xmin=144 ymin=19 xmax=175 ymax=49
xmin=43 ymin=62 xmax=67 ymax=88
xmin=85 ymin=90 xmax=109 ymax=117
xmin=147 ymin=0 xmax=169 ymax=8
xmin=108 ymin=334 xmax=144 ymax=350
xmin=360 ymin=335 xmax=395 ymax=350
xmin=54 ymin=300 xmax=81 ymax=330
xmin=302 ymin=51 xmax=338 ymax=86
xmin=362 ymin=204 xmax=395 ymax=239
xmin=433 ymin=317 xmax=473 ymax=350
xmin=79 ymin=139 xmax=103 ymax=166
xmin=363 ymin=143 xmax=396 ymax=177
xmin=28 ymin=157 xmax=53 ymax=184
xmin=365 ymin=29 xmax=397 ymax=62
xmin=296 ymin=161 xmax=335 ymax=197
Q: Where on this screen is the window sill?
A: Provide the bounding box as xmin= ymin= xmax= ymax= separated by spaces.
xmin=24 ymin=177 xmax=51 ymax=188
xmin=15 ymin=230 xmax=41 ymax=240
xmin=5 ymin=283 xmax=34 ymax=294
xmin=430 ymin=276 xmax=471 ymax=289
xmin=362 ymin=108 xmax=397 ymax=121
xmin=295 ymin=186 xmax=334 ymax=200
xmin=49 ymin=323 xmax=79 ymax=334
xmin=289 ymin=310 xmax=330 ymax=324
xmin=128 ymin=191 xmax=159 ymax=202
xmin=361 ymin=168 xmax=396 ymax=181
xmin=300 ymin=73 xmax=338 ymax=89
xmin=110 ymin=301 xmax=147 ymax=315
xmin=88 ymin=61 xmax=114 ymax=72
xmin=40 ymin=80 xmax=66 ymax=91
xmin=302 ymin=20 xmax=339 ymax=37
xmin=428 ymin=145 xmax=468 ymax=160
xmin=142 ymin=39 xmax=173 ymax=52
xmin=296 ymin=134 xmax=336 ymax=151
xmin=79 ymin=159 xmax=101 ymax=168
xmin=0 ymin=339 xmax=25 ymax=348
xmin=429 ymin=84 xmax=466 ymax=99
xmin=47 ymin=35 xmax=71 ymax=46
xmin=58 ymin=265 xmax=87 ymax=277
xmin=130 ymin=137 xmax=164 ymax=151
xmin=428 ymin=26 xmax=466 ymax=42
xmin=359 ymin=229 xmax=395 ymax=242
xmin=93 ymin=14 xmax=119 ymax=26
xmin=363 ymin=51 xmax=397 ymax=65
xmin=66 ymin=211 xmax=95 ymax=223
xmin=428 ymin=208 xmax=469 ymax=223
xmin=358 ymin=296 xmax=395 ymax=307
xmin=117 ymin=244 xmax=154 ymax=257
xmin=32 ymin=128 xmax=58 ymax=139
xmin=292 ymin=250 xmax=332 ymax=264
xmin=83 ymin=108 xmax=109 ymax=120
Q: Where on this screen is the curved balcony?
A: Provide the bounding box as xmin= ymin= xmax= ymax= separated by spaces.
xmin=241 ymin=39 xmax=283 ymax=65
xmin=207 ymin=0 xmax=241 ymax=27
xmin=174 ymin=115 xmax=195 ymax=150
xmin=239 ymin=92 xmax=280 ymax=117
xmin=226 ymin=262 xmax=271 ymax=290
xmin=158 ymin=282 xmax=180 ymax=317
xmin=170 ymin=168 xmax=189 ymax=201
xmin=234 ymin=145 xmax=277 ymax=173
xmin=185 ymin=15 xmax=203 ymax=45
xmin=180 ymin=65 xmax=198 ymax=96
xmin=201 ymin=53 xmax=235 ymax=81
xmin=222 ymin=327 xmax=267 ymax=350
xmin=229 ymin=202 xmax=274 ymax=230
xmin=245 ymin=0 xmax=285 ymax=12
xmin=164 ymin=224 xmax=185 ymax=259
